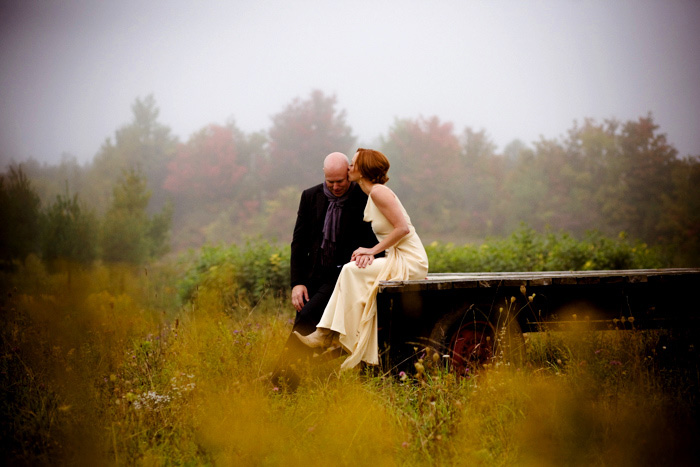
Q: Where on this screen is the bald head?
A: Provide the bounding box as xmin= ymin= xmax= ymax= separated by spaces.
xmin=323 ymin=152 xmax=349 ymax=172
xmin=323 ymin=152 xmax=351 ymax=197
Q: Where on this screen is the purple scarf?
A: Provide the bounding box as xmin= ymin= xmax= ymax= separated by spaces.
xmin=321 ymin=183 xmax=353 ymax=265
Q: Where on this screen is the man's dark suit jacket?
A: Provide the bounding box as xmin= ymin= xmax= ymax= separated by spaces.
xmin=290 ymin=182 xmax=378 ymax=290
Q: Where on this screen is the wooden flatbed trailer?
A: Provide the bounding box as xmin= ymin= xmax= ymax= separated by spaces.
xmin=376 ymin=268 xmax=700 ymax=373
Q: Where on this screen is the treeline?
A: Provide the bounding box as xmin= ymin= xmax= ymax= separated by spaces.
xmin=3 ymin=90 xmax=699 ymax=267
xmin=0 ymin=166 xmax=171 ymax=269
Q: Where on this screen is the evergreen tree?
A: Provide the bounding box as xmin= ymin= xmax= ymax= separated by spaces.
xmin=0 ymin=166 xmax=42 ymax=266
xmin=101 ymin=169 xmax=172 ymax=264
xmin=89 ymin=95 xmax=177 ymax=213
xmin=42 ymin=192 xmax=98 ymax=267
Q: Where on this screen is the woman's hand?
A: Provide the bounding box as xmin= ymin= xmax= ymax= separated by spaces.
xmin=352 ymin=247 xmax=375 ymax=268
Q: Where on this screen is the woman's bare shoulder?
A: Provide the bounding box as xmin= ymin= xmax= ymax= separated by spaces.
xmin=369 ymin=184 xmax=397 ymax=206
xmin=369 ymin=184 xmax=394 ymax=198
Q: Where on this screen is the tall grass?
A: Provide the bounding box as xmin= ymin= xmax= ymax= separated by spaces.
xmin=2 ymin=259 xmax=698 ymax=465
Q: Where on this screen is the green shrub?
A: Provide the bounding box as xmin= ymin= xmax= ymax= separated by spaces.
xmin=177 ymin=227 xmax=665 ymax=314
xmin=178 ymin=239 xmax=290 ymax=312
xmin=425 ymin=226 xmax=666 ymax=273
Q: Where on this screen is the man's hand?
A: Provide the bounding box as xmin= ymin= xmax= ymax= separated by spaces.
xmin=352 ymin=247 xmax=375 ymax=268
xmin=291 ymin=284 xmax=309 ymax=311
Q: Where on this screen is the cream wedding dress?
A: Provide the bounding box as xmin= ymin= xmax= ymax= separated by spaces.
xmin=316 ymin=188 xmax=429 ymax=369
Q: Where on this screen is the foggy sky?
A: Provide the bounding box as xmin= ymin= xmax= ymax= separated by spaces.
xmin=1 ymin=0 xmax=699 ymax=166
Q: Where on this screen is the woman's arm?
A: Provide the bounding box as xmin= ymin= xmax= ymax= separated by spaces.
xmin=355 ymin=185 xmax=410 ymax=257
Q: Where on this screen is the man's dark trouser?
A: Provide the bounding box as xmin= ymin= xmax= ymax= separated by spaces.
xmin=271 ymin=280 xmax=337 ymax=391
xmin=292 ymin=281 xmax=336 ymax=336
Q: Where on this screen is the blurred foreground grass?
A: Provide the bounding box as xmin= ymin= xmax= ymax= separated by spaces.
xmin=1 ymin=259 xmax=698 ymax=465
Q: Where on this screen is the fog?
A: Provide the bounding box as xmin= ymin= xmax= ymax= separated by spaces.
xmin=1 ymin=0 xmax=699 ymax=166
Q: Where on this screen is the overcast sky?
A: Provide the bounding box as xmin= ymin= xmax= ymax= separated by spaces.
xmin=1 ymin=0 xmax=699 ymax=167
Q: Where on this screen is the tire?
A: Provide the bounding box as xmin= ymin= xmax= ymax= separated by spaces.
xmin=426 ymin=303 xmax=525 ymax=375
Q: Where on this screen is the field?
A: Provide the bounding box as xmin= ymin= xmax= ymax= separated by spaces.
xmin=2 ymin=247 xmax=699 ymax=465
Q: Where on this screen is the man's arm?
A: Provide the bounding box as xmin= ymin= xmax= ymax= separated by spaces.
xmin=290 ymin=189 xmax=312 ymax=288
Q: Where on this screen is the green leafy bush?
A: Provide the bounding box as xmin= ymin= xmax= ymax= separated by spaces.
xmin=425 ymin=226 xmax=666 ymax=273
xmin=178 ymin=239 xmax=290 ymax=312
xmin=177 ymin=226 xmax=665 ymax=318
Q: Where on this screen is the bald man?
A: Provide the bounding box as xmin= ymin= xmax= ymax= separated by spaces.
xmin=289 ymin=152 xmax=379 ymax=335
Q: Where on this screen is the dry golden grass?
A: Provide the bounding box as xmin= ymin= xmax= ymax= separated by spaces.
xmin=1 ymin=262 xmax=698 ymax=465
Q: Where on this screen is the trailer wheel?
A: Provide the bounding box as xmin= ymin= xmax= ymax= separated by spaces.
xmin=427 ymin=304 xmax=525 ymax=375
xmin=427 ymin=306 xmax=495 ymax=376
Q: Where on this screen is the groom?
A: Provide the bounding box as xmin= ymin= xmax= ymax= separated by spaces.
xmin=272 ymin=152 xmax=378 ymax=388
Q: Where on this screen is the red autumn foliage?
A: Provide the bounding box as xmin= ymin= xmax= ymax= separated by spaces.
xmin=164 ymin=124 xmax=248 ymax=201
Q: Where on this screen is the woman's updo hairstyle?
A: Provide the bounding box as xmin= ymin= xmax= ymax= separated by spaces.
xmin=355 ymin=148 xmax=390 ymax=184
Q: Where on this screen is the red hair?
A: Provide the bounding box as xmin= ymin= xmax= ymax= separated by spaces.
xmin=355 ymin=148 xmax=390 ymax=184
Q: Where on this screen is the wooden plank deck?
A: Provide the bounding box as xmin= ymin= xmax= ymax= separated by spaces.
xmin=378 ymin=268 xmax=700 ymax=293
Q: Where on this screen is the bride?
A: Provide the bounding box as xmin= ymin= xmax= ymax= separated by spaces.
xmin=294 ymin=148 xmax=429 ymax=369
